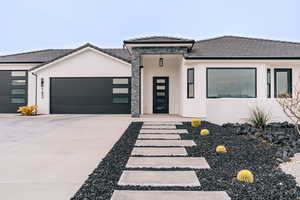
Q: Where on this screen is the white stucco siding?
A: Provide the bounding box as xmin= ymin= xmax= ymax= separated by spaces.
xmin=34 ymin=48 xmax=131 ymax=114
xmin=141 ymin=55 xmax=182 ymax=115
xmin=182 ymin=60 xmax=300 ymax=124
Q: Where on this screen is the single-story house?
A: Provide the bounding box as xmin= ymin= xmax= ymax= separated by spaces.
xmin=1 ymin=35 xmax=300 ymax=124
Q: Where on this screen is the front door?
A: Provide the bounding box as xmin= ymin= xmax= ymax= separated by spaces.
xmin=153 ymin=77 xmax=169 ymax=114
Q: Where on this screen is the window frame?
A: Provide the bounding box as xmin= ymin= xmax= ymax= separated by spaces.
xmin=274 ymin=68 xmax=292 ymax=98
xmin=187 ymin=68 xmax=195 ymax=98
xmin=206 ymin=67 xmax=257 ymax=99
xmin=267 ymin=68 xmax=271 ymax=98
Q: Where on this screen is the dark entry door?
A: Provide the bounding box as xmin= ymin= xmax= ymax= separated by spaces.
xmin=153 ymin=77 xmax=169 ymax=114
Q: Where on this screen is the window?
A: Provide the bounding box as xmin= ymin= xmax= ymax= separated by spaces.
xmin=275 ymin=69 xmax=292 ymax=97
xmin=113 ymin=97 xmax=129 ymax=103
xmin=187 ymin=68 xmax=194 ymax=98
xmin=113 ymin=78 xmax=129 ymax=85
xmin=267 ymin=69 xmax=271 ymax=98
xmin=113 ymin=88 xmax=128 ymax=94
xmin=12 ymin=80 xmax=26 ymax=86
xmin=207 ymin=68 xmax=256 ymax=98
xmin=11 ymin=71 xmax=26 ymax=77
xmin=11 ymin=98 xmax=25 ymax=104
xmin=11 ymin=89 xmax=26 ymax=95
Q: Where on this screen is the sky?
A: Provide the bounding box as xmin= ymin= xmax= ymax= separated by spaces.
xmin=1 ymin=0 xmax=300 ymax=55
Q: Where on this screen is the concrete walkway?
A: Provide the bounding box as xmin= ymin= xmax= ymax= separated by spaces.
xmin=280 ymin=153 xmax=300 ymax=185
xmin=0 ymin=115 xmax=132 ymax=200
xmin=112 ymin=121 xmax=230 ymax=200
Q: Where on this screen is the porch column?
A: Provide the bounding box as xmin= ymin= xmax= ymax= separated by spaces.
xmin=131 ymin=51 xmax=141 ymax=117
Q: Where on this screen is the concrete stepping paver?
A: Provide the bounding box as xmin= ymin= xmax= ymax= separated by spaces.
xmin=126 ymin=157 xmax=210 ymax=169
xmin=111 ymin=190 xmax=231 ymax=200
xmin=143 ymin=121 xmax=183 ymax=125
xmin=135 ymin=139 xmax=195 ymax=147
xmin=131 ymin=147 xmax=187 ymax=156
xmin=118 ymin=170 xmax=200 ymax=187
xmin=142 ymin=125 xmax=177 ymax=129
xmin=140 ymin=129 xmax=188 ymax=134
xmin=138 ymin=134 xmax=180 ymax=139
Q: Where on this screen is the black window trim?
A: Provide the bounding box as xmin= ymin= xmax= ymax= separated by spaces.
xmin=274 ymin=68 xmax=292 ymax=98
xmin=267 ymin=68 xmax=271 ymax=98
xmin=206 ymin=67 xmax=257 ymax=99
xmin=187 ymin=68 xmax=195 ymax=98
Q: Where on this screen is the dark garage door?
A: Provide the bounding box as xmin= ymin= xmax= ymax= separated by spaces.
xmin=0 ymin=71 xmax=27 ymax=113
xmin=50 ymin=77 xmax=131 ymax=114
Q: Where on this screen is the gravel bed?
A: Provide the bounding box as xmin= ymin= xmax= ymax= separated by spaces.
xmin=71 ymin=122 xmax=142 ymax=200
xmin=184 ymin=121 xmax=299 ymax=200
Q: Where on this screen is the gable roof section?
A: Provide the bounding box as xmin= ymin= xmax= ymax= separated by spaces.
xmin=187 ymin=36 xmax=300 ymax=59
xmin=0 ymin=49 xmax=73 ymax=63
xmin=30 ymin=43 xmax=131 ymax=72
xmin=124 ymin=36 xmax=195 ymax=44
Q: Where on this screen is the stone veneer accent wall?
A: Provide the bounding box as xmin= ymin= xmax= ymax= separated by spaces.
xmin=131 ymin=47 xmax=188 ymax=117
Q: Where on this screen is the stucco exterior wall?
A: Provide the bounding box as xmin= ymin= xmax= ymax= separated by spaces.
xmin=34 ymin=47 xmax=131 ymax=114
xmin=141 ymin=55 xmax=182 ymax=115
xmin=182 ymin=60 xmax=300 ymax=124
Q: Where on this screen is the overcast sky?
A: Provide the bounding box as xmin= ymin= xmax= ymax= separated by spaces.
xmin=1 ymin=0 xmax=299 ymax=55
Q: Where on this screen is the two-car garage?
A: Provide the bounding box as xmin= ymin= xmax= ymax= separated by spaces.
xmin=50 ymin=77 xmax=131 ymax=114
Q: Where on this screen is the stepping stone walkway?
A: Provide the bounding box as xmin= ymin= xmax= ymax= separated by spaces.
xmin=142 ymin=125 xmax=177 ymax=129
xmin=112 ymin=191 xmax=231 ymax=200
xmin=140 ymin=129 xmax=188 ymax=134
xmin=138 ymin=133 xmax=180 ymax=139
xmin=135 ymin=139 xmax=195 ymax=147
xmin=131 ymin=147 xmax=187 ymax=156
xmin=112 ymin=121 xmax=230 ymax=200
xmin=126 ymin=157 xmax=210 ymax=169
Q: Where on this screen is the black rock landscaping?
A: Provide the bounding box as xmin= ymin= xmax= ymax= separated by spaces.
xmin=186 ymin=121 xmax=299 ymax=200
xmin=71 ymin=121 xmax=299 ymax=200
xmin=222 ymin=122 xmax=300 ymax=163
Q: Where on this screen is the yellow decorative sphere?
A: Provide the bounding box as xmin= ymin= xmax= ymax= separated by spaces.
xmin=191 ymin=119 xmax=201 ymax=127
xmin=237 ymin=170 xmax=254 ymax=183
xmin=200 ymin=129 xmax=209 ymax=135
xmin=216 ymin=145 xmax=227 ymax=152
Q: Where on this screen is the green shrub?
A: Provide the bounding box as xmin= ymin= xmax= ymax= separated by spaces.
xmin=249 ymin=106 xmax=270 ymax=129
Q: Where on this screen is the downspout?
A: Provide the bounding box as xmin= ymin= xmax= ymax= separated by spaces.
xmin=31 ymin=72 xmax=38 ymax=107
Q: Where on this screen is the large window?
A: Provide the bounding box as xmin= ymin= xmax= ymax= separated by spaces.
xmin=187 ymin=68 xmax=194 ymax=98
xmin=207 ymin=68 xmax=256 ymax=98
xmin=274 ymin=69 xmax=292 ymax=97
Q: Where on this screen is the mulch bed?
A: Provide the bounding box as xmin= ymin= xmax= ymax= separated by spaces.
xmin=71 ymin=122 xmax=142 ymax=200
xmin=183 ymin=121 xmax=299 ymax=200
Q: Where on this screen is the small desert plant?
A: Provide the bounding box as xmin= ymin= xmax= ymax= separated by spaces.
xmin=191 ymin=119 xmax=201 ymax=127
xmin=277 ymin=90 xmax=300 ymax=134
xmin=237 ymin=169 xmax=254 ymax=183
xmin=17 ymin=105 xmax=38 ymax=116
xmin=200 ymin=129 xmax=209 ymax=135
xmin=249 ymin=106 xmax=270 ymax=129
xmin=216 ymin=145 xmax=227 ymax=152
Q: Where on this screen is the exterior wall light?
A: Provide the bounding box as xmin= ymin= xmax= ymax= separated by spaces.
xmin=159 ymin=57 xmax=164 ymax=67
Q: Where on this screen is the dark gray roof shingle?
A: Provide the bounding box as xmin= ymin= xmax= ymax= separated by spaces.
xmin=124 ymin=36 xmax=195 ymax=43
xmin=0 ymin=46 xmax=131 ymax=64
xmin=187 ymin=36 xmax=300 ymax=58
xmin=0 ymin=49 xmax=73 ymax=63
xmin=1 ymin=36 xmax=300 ymax=65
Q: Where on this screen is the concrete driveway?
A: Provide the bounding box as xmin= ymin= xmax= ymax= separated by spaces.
xmin=0 ymin=114 xmax=132 ymax=200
